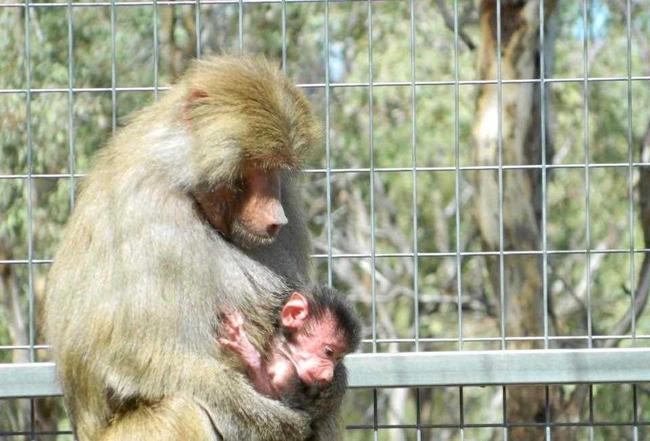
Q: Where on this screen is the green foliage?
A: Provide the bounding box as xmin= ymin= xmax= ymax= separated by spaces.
xmin=1 ymin=1 xmax=650 ymax=439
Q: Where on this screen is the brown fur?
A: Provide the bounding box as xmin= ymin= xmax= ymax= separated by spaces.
xmin=98 ymin=396 xmax=218 ymax=441
xmin=182 ymin=56 xmax=320 ymax=186
xmin=43 ymin=56 xmax=342 ymax=441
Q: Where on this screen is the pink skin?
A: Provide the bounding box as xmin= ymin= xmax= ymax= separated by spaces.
xmin=235 ymin=167 xmax=287 ymax=238
xmin=218 ymin=292 xmax=347 ymax=399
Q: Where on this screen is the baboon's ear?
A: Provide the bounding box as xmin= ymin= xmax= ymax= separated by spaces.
xmin=183 ymin=89 xmax=209 ymax=120
xmin=281 ymin=292 xmax=310 ymax=330
xmin=187 ymin=89 xmax=209 ymax=103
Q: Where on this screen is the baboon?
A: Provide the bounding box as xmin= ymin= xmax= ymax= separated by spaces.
xmin=219 ymin=287 xmax=361 ymax=423
xmin=44 ymin=56 xmax=347 ymax=441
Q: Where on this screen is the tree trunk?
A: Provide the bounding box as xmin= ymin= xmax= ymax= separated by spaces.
xmin=472 ymin=1 xmax=557 ymax=439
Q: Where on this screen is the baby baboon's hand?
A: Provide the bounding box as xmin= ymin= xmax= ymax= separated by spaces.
xmin=218 ymin=311 xmax=262 ymax=370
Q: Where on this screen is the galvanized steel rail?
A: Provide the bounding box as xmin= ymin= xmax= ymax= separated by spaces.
xmin=2 ymin=348 xmax=649 ymax=399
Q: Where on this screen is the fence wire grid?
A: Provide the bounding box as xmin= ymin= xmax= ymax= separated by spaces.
xmin=1 ymin=0 xmax=650 ymax=440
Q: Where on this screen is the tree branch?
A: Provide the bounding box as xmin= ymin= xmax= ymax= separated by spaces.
xmin=604 ymin=120 xmax=650 ymax=348
xmin=434 ymin=0 xmax=476 ymax=50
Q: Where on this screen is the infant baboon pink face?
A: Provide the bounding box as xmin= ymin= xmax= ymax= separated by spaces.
xmin=276 ymin=303 xmax=347 ymax=387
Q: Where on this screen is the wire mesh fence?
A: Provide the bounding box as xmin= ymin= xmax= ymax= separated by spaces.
xmin=1 ymin=0 xmax=650 ymax=440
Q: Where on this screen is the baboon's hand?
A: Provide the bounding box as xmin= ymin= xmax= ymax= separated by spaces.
xmin=217 ymin=312 xmax=263 ymax=371
xmin=225 ymin=374 xmax=312 ymax=441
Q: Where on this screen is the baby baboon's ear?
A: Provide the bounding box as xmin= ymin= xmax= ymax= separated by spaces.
xmin=281 ymin=292 xmax=310 ymax=330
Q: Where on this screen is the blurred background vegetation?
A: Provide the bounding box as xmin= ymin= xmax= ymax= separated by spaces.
xmin=1 ymin=0 xmax=650 ymax=440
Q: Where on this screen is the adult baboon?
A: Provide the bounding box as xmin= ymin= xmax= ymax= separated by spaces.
xmin=45 ymin=56 xmax=345 ymax=441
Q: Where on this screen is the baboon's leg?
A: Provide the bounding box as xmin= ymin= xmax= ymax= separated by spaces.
xmin=97 ymin=396 xmax=221 ymax=441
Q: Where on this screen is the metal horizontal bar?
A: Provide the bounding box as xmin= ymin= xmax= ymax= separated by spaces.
xmin=346 ymin=349 xmax=650 ymax=388
xmin=0 ymin=86 xmax=167 ymax=94
xmin=3 ymin=162 xmax=650 ymax=181
xmin=308 ymin=248 xmax=650 ymax=259
xmin=0 ymin=259 xmax=54 ymax=265
xmin=1 ymin=75 xmax=649 ymax=95
xmin=1 ymin=349 xmax=650 ymax=398
xmin=346 ymin=421 xmax=650 ymax=430
xmin=0 ymin=173 xmax=85 ymax=179
xmin=3 ymin=335 xmax=650 ymax=353
xmin=2 ymin=0 xmax=383 ymax=7
xmin=0 ymin=344 xmax=50 ymax=351
xmin=4 ymin=335 xmax=650 ymax=352
xmin=303 ymin=162 xmax=650 ymax=172
xmin=4 ymin=248 xmax=650 ymax=266
xmin=0 ymin=362 xmax=60 ymax=398
xmin=296 ymin=76 xmax=650 ymax=87
xmin=355 ymin=335 xmax=650 ymax=344
xmin=0 ymin=431 xmax=73 ymax=437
